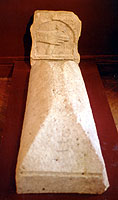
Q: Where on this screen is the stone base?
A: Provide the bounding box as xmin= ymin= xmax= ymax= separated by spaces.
xmin=16 ymin=172 xmax=107 ymax=194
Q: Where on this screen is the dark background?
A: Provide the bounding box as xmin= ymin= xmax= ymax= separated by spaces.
xmin=0 ymin=1 xmax=118 ymax=198
xmin=0 ymin=0 xmax=118 ymax=58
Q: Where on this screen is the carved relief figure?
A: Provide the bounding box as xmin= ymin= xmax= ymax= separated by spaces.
xmin=35 ymin=21 xmax=74 ymax=56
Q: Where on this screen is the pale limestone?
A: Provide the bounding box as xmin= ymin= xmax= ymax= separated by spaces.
xmin=30 ymin=10 xmax=81 ymax=63
xmin=16 ymin=10 xmax=109 ymax=194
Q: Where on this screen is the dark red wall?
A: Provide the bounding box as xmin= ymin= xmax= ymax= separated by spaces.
xmin=0 ymin=0 xmax=118 ymax=57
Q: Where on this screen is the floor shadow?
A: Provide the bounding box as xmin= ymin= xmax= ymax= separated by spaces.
xmin=23 ymin=15 xmax=33 ymax=64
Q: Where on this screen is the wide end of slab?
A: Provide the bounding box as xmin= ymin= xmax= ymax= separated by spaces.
xmin=16 ymin=171 xmax=109 ymax=194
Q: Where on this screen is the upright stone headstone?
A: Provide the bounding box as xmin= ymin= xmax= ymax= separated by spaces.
xmin=16 ymin=10 xmax=109 ymax=194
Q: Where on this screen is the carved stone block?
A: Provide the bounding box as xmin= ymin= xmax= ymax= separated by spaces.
xmin=30 ymin=11 xmax=81 ymax=62
xmin=16 ymin=10 xmax=109 ymax=194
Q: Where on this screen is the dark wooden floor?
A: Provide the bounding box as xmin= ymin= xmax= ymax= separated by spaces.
xmin=97 ymin=63 xmax=118 ymax=132
xmin=0 ymin=78 xmax=11 ymax=139
xmin=102 ymin=75 xmax=118 ymax=131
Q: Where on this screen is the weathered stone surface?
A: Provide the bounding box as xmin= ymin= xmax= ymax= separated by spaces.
xmin=16 ymin=10 xmax=109 ymax=194
xmin=30 ymin=10 xmax=81 ymax=63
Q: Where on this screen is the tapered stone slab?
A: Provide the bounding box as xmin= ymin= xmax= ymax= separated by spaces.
xmin=16 ymin=11 xmax=109 ymax=194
